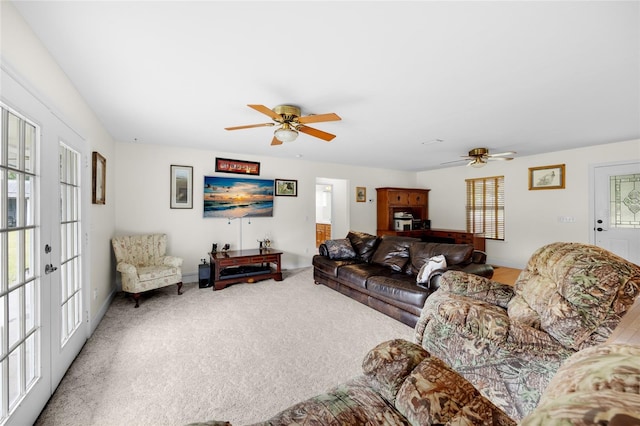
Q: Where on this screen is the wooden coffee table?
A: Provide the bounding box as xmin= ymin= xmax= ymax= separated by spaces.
xmin=209 ymin=248 xmax=283 ymax=290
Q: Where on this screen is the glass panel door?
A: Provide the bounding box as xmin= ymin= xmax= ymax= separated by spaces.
xmin=58 ymin=144 xmax=83 ymax=347
xmin=0 ymin=107 xmax=41 ymax=424
xmin=594 ymin=162 xmax=640 ymax=265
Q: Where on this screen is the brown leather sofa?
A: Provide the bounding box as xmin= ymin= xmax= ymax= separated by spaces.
xmin=313 ymin=231 xmax=493 ymax=327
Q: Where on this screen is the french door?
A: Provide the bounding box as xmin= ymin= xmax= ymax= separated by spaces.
xmin=1 ymin=68 xmax=88 ymax=425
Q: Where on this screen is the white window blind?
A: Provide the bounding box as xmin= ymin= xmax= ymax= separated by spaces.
xmin=466 ymin=175 xmax=505 ymax=240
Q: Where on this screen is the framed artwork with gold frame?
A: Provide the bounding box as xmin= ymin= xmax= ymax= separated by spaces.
xmin=356 ymin=186 xmax=366 ymax=202
xmin=529 ymin=164 xmax=565 ymax=190
xmin=92 ymin=151 xmax=106 ymax=204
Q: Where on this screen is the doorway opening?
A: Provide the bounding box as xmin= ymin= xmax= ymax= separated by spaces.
xmin=315 ymin=178 xmax=349 ymax=247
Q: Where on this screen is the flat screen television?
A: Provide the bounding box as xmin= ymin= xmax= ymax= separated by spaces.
xmin=203 ymin=176 xmax=274 ymax=218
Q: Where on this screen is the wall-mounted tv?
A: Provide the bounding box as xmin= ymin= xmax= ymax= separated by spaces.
xmin=203 ymin=176 xmax=274 ymax=218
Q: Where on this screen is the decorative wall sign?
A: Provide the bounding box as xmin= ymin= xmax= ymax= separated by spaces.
xmin=215 ymin=157 xmax=260 ymax=175
xmin=92 ymin=151 xmax=106 ymax=204
xmin=275 ymin=179 xmax=297 ymax=196
xmin=170 ymin=165 xmax=193 ymax=209
xmin=529 ymin=164 xmax=566 ymax=190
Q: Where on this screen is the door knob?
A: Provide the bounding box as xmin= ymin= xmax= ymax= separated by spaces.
xmin=45 ymin=264 xmax=58 ymax=274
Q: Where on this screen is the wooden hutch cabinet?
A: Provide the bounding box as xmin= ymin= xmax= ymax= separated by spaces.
xmin=376 ymin=187 xmax=430 ymax=235
xmin=376 ymin=187 xmax=486 ymax=251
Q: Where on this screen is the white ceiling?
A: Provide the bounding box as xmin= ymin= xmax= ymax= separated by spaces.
xmin=12 ymin=1 xmax=640 ymax=172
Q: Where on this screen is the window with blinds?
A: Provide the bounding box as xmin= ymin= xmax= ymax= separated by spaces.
xmin=466 ymin=176 xmax=505 ymax=240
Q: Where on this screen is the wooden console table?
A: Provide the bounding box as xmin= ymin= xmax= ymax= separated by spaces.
xmin=209 ymin=248 xmax=283 ymax=290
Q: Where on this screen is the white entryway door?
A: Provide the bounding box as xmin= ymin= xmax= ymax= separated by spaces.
xmin=1 ymin=69 xmax=88 ymax=425
xmin=592 ymin=161 xmax=640 ymax=265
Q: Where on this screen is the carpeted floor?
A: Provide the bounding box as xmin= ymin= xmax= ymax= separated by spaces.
xmin=35 ymin=267 xmax=413 ymax=425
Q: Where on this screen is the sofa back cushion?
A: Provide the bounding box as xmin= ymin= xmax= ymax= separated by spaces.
xmin=371 ymin=236 xmax=419 ymax=272
xmin=408 ymin=242 xmax=474 ymax=275
xmin=507 ymin=242 xmax=640 ymax=351
xmin=346 ymin=231 xmax=380 ymax=263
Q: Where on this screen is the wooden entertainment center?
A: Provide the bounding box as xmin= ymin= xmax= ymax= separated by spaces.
xmin=376 ymin=187 xmax=485 ymax=251
xmin=209 ymin=248 xmax=283 ymax=290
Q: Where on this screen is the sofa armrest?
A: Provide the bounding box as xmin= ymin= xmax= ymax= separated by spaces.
xmin=318 ymin=243 xmax=329 ymax=257
xmin=162 ymin=256 xmax=183 ymax=267
xmin=471 ymin=250 xmax=487 ymax=264
xmin=361 ymin=339 xmax=430 ymax=404
xmin=439 ymin=270 xmax=515 ymax=308
xmin=116 ymin=262 xmax=136 ymax=275
xmin=395 ymin=352 xmax=517 ymax=426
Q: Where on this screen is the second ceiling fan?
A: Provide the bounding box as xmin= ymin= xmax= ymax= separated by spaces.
xmin=442 ymin=148 xmax=516 ymax=168
xmin=225 ymin=104 xmax=341 ymax=145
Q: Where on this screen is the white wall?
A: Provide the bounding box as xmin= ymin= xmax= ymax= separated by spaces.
xmin=1 ymin=2 xmax=117 ymax=328
xmin=114 ymin=141 xmax=416 ymax=280
xmin=417 ymin=139 xmax=640 ymax=268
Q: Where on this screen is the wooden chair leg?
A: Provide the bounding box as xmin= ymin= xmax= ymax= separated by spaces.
xmin=132 ymin=293 xmax=141 ymax=308
xmin=177 ymin=282 xmax=183 ymax=295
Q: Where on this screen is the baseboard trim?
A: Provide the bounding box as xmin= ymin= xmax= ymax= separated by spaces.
xmin=89 ymin=288 xmax=116 ymax=336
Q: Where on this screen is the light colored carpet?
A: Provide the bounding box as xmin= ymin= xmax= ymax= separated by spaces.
xmin=36 ymin=267 xmax=413 ymax=425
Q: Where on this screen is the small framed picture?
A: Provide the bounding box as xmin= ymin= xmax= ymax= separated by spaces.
xmin=356 ymin=186 xmax=366 ymax=202
xmin=275 ymin=179 xmax=297 ymax=196
xmin=92 ymin=151 xmax=106 ymax=205
xmin=529 ymin=164 xmax=566 ymax=190
xmin=170 ymin=165 xmax=193 ymax=209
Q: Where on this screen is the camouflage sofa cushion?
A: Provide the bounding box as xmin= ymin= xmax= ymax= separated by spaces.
xmin=520 ymin=343 xmax=640 ymax=425
xmin=414 ymin=242 xmax=640 ymax=421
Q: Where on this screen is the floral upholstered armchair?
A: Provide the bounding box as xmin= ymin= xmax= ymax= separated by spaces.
xmin=414 ymin=242 xmax=640 ymax=421
xmin=111 ymin=233 xmax=183 ymax=307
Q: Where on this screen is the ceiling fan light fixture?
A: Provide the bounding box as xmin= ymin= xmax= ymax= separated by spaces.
xmin=469 ymin=157 xmax=487 ymax=168
xmin=274 ymin=123 xmax=298 ymax=142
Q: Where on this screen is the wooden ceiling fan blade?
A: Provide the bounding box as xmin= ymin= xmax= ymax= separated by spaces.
xmin=488 ymin=157 xmax=513 ymax=161
xmin=225 ymin=122 xmax=274 ymax=131
xmin=297 ymin=125 xmax=336 ymax=141
xmin=297 ymin=113 xmax=342 ymax=124
xmin=271 ymin=136 xmax=283 ymax=146
xmin=248 ymin=104 xmax=282 ymax=121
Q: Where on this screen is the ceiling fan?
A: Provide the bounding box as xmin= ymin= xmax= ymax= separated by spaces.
xmin=442 ymin=148 xmax=516 ymax=168
xmin=225 ymin=104 xmax=341 ymax=146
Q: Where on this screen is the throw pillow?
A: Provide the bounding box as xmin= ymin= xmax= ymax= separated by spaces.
xmin=416 ymin=255 xmax=447 ymax=288
xmin=371 ymin=236 xmax=419 ymax=272
xmin=346 ymin=231 xmax=380 ymax=263
xmin=324 ymin=238 xmax=357 ymax=260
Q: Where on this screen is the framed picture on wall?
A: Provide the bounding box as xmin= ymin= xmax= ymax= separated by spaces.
xmin=170 ymin=165 xmax=193 ymax=209
xmin=529 ymin=164 xmax=566 ymax=190
xmin=92 ymin=151 xmax=106 ymax=205
xmin=275 ymin=179 xmax=297 ymax=196
xmin=356 ymin=186 xmax=366 ymax=202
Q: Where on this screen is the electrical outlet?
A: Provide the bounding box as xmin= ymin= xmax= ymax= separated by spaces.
xmin=558 ymin=216 xmax=576 ymax=223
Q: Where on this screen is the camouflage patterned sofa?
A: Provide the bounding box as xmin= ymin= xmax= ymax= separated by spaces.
xmin=193 ymin=340 xmax=640 ymax=426
xmin=414 ymin=242 xmax=640 ymax=421
xmin=191 ymin=243 xmax=640 ymax=426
